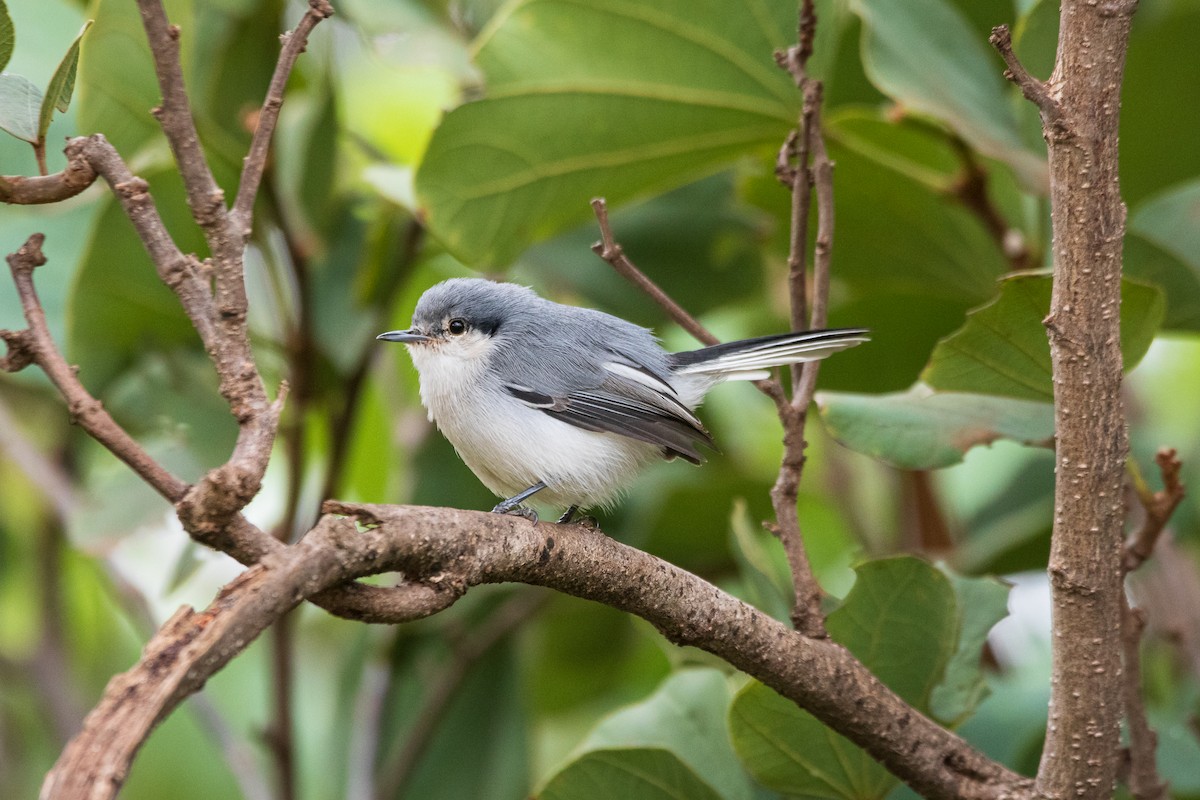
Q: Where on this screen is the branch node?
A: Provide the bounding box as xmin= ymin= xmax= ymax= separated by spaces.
xmin=6 ymin=232 xmax=47 ymax=274
xmin=989 ymin=25 xmax=1065 ymax=128
xmin=0 ymin=329 xmax=35 ymax=372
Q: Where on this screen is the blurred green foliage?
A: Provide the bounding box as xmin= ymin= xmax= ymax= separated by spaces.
xmin=2 ymin=0 xmax=1200 ymax=799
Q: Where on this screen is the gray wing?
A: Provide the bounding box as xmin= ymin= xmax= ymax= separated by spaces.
xmin=502 ymin=354 xmax=714 ymax=464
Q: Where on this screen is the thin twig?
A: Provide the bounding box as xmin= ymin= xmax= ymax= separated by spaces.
xmin=762 ymin=1 xmax=835 ymax=638
xmin=590 ymin=198 xmax=719 ymax=347
xmin=1120 ymin=601 xmax=1170 ymax=800
xmin=231 ymin=0 xmax=335 ymax=238
xmin=989 ymin=25 xmax=1065 ymax=132
xmin=1124 ymin=448 xmax=1185 ymax=573
xmin=2 ymin=234 xmax=190 ymax=502
xmin=136 ymin=0 xmax=231 ymax=241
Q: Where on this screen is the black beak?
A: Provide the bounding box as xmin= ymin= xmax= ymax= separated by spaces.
xmin=376 ymin=329 xmax=431 ymax=344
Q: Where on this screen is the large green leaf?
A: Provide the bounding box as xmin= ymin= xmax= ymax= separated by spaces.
xmin=730 ymin=557 xmax=958 ymax=799
xmin=817 ymin=386 xmax=1054 ymax=470
xmin=0 ymin=0 xmax=13 ymax=73
xmin=929 ymin=571 xmax=1010 ymax=725
xmin=923 ymin=274 xmax=1165 ymax=401
xmin=0 ymin=72 xmax=40 ymax=142
xmin=416 ymin=0 xmax=799 ymax=265
xmin=539 ymin=749 xmax=725 ymax=800
xmin=1130 ymin=180 xmax=1200 ymax=277
xmin=563 ymin=669 xmax=760 ymax=800
xmin=847 ymin=0 xmax=1046 ymax=191
xmin=36 ymin=19 xmax=90 ymax=142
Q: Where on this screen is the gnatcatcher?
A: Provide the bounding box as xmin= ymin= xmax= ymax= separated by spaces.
xmin=378 ymin=278 xmax=868 ymax=524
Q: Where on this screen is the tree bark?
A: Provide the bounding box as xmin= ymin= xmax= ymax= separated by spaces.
xmin=995 ymin=2 xmax=1138 ymax=797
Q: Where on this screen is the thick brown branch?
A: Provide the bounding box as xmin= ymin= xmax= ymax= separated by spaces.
xmin=46 ymin=504 xmax=1036 ymax=800
xmin=997 ymin=3 xmax=1139 ymax=799
xmin=231 ymin=0 xmax=334 ymax=237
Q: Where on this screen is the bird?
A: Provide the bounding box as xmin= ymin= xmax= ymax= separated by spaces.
xmin=378 ymin=278 xmax=868 ymax=524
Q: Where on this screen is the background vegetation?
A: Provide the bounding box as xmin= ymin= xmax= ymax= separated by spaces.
xmin=2 ymin=0 xmax=1198 ymax=798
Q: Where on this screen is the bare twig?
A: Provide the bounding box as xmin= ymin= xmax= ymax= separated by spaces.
xmin=989 ymin=25 xmax=1064 ymax=131
xmin=231 ymin=0 xmax=335 ymax=237
xmin=66 ymin=135 xmax=217 ymax=347
xmin=2 ymin=234 xmax=191 ymax=502
xmin=993 ymin=4 xmax=1139 ymax=799
xmin=590 ymin=198 xmax=719 ymax=346
xmin=136 ymin=0 xmax=231 ymax=241
xmin=1125 ymin=448 xmax=1185 ymax=573
xmin=1120 ymin=601 xmax=1170 ymax=800
xmin=760 ymin=2 xmax=837 ymax=638
xmin=45 ymin=503 xmax=1037 ymax=800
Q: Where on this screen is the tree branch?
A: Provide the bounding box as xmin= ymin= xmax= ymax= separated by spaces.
xmin=1124 ymin=448 xmax=1185 ymax=573
xmin=231 ymin=0 xmax=335 ymax=238
xmin=44 ymin=503 xmax=1037 ymax=800
xmin=994 ymin=4 xmax=1139 ymax=798
xmin=2 ymin=234 xmax=191 ymax=502
xmin=136 ymin=0 xmax=231 ymax=243
xmin=0 ymin=149 xmax=96 ymax=205
xmin=589 ymin=197 xmax=719 ymax=347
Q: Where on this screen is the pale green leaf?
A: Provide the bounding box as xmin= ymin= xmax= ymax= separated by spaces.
xmin=817 ymin=386 xmax=1054 ymax=470
xmin=730 ymin=557 xmax=958 ymax=799
xmin=38 ymin=19 xmax=91 ymax=141
xmin=930 ymin=571 xmax=1011 ymax=725
xmin=848 ymin=0 xmax=1047 ymax=191
xmin=0 ymin=72 xmax=41 ymax=142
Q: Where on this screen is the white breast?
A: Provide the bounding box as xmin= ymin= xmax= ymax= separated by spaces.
xmin=407 ymin=339 xmax=660 ymax=510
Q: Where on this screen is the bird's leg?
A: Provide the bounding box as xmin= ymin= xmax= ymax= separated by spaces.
xmin=556 ymin=505 xmax=599 ymax=529
xmin=492 ymin=481 xmax=548 ymax=522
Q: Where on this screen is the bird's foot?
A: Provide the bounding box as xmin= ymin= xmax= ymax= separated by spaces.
xmin=491 ymin=502 xmax=539 ymax=524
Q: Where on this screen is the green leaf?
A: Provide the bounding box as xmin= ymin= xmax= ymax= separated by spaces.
xmin=923 ymin=274 xmax=1166 ymax=401
xmin=730 ymin=557 xmax=958 ymax=799
xmin=825 ymin=106 xmax=961 ymax=193
xmin=416 ymin=0 xmax=798 ymax=265
xmin=571 ymin=669 xmax=758 ymax=800
xmin=847 ymin=0 xmax=1046 ymax=191
xmin=817 ymin=386 xmax=1054 ymax=470
xmin=0 ymin=0 xmax=14 ymax=74
xmin=1124 ymin=233 xmax=1200 ymax=332
xmin=0 ymin=72 xmax=42 ymax=142
xmin=539 ymin=748 xmax=725 ymax=800
xmin=929 ymin=571 xmax=1010 ymax=725
xmin=1130 ymin=179 xmax=1200 ymax=278
xmin=37 ymin=19 xmax=91 ymax=141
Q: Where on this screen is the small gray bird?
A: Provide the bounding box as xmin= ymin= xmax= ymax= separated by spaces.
xmin=378 ymin=278 xmax=868 ymax=523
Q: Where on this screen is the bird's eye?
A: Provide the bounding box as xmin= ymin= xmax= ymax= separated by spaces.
xmin=447 ymin=318 xmax=468 ymax=335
